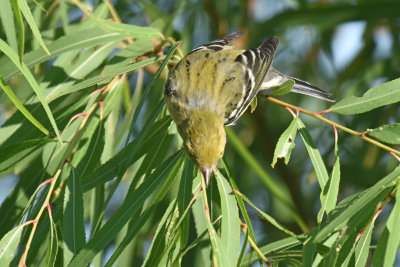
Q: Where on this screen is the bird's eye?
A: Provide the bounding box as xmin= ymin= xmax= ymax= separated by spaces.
xmin=225 ymin=76 xmax=235 ymax=83
xmin=164 ymin=79 xmax=177 ymax=97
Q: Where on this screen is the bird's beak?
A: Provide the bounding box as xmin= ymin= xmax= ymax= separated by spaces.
xmin=201 ymin=167 xmax=212 ymax=187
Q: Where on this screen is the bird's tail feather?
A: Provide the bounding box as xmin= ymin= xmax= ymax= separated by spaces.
xmin=261 ymin=68 xmax=335 ymax=102
xmin=290 ymin=77 xmax=335 ymax=102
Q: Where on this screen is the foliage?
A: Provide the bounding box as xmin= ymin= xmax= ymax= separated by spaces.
xmin=0 ymin=0 xmax=399 ymax=266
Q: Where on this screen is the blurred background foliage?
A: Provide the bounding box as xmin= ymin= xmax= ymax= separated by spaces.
xmin=0 ymin=0 xmax=399 ymax=266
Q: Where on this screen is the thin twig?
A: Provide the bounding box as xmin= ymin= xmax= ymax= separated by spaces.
xmin=20 ymin=76 xmax=120 ymax=266
xmin=356 ymin=186 xmax=398 ymax=243
xmin=240 ymin=221 xmax=272 ymax=267
xmin=19 ymin=168 xmax=62 ymax=265
xmin=265 ymin=96 xmax=400 ymax=157
xmin=200 ymin=174 xmax=218 ymax=265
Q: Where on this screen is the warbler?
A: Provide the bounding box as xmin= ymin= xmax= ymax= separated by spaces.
xmin=164 ymin=32 xmax=333 ymax=184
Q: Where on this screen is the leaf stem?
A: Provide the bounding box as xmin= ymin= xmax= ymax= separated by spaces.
xmin=241 ymin=221 xmax=272 ymax=267
xmin=20 ymin=76 xmax=120 ymax=266
xmin=104 ymin=0 xmax=121 ymax=23
xmin=19 ymin=168 xmax=61 ymax=266
xmin=356 ymin=185 xmax=398 ymax=243
xmin=265 ymin=96 xmax=400 ymax=156
xmin=200 ymin=174 xmax=218 ymax=265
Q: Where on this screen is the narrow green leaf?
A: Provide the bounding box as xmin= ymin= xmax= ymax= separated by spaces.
xmin=311 ymin=231 xmax=340 ymax=266
xmin=89 ymin=16 xmax=160 ymax=39
xmin=17 ymin=0 xmax=50 ymax=55
xmin=371 ymin=182 xmax=400 ymax=267
xmin=328 ymin=78 xmax=400 ymax=115
xmin=201 ymin=191 xmax=228 ymax=267
xmin=237 ymin=226 xmax=249 ymax=267
xmin=105 ymin=152 xmax=184 ymax=267
xmin=71 ymin=113 xmax=105 ymax=178
xmin=81 ymin=109 xmax=170 ymax=191
xmin=250 ymin=97 xmax=257 ymax=113
xmin=58 ymin=0 xmax=69 ymax=33
xmin=103 ymin=207 xmax=153 ymax=267
xmin=367 ymin=123 xmax=400 ymax=145
xmin=125 ymin=122 xmax=174 ymax=190
xmin=177 ymin=202 xmax=216 ymax=265
xmin=240 ymin=236 xmax=302 ymax=266
xmin=68 ymin=151 xmax=183 ymax=267
xmin=10 ymin=0 xmax=24 ymax=59
xmin=221 ymin=160 xmax=257 ymax=242
xmin=303 ymin=229 xmax=318 ymax=266
xmin=142 ymin=201 xmax=178 ymax=267
xmin=318 ymin=133 xmax=341 ymax=221
xmin=315 ymin=166 xmax=400 ymax=243
xmin=45 ymin=206 xmax=59 ymax=267
xmin=215 ymin=172 xmax=240 ymax=266
xmin=0 ymin=221 xmax=33 ymax=266
xmin=145 ymin=155 xmax=186 ymax=266
xmin=62 ymin=42 xmax=117 ymax=80
xmin=326 ymin=232 xmax=358 ymax=267
xmin=0 ymin=139 xmax=54 ymax=176
xmin=137 ymin=158 xmax=195 ymax=267
xmin=80 ymin=42 xmax=178 ymax=189
xmin=236 ymin=191 xmax=297 ymax=238
xmin=63 ymin=167 xmax=86 ymax=266
xmin=0 ymin=76 xmax=49 ymax=135
xmin=178 ymin=159 xmax=195 ymax=246
xmin=102 ymin=38 xmax=157 ymax=73
xmin=159 ymin=234 xmax=181 ymax=267
xmin=151 ymin=154 xmax=185 ymax=205
xmin=338 ymin=243 xmax=357 ymax=267
xmin=124 ymin=40 xmax=179 ymax=147
xmin=354 ymin=223 xmax=374 ymax=267
xmin=270 ymin=79 xmax=295 ymax=96
xmin=0 ymin=0 xmax=18 ymax=51
xmin=191 ymin=174 xmax=211 ymax=265
xmin=0 ymin=39 xmax=62 ymax=142
xmin=297 ymin=118 xmax=329 ymax=190
xmin=0 ymin=28 xmax=124 ymax=81
xmin=0 ymin=87 xmax=88 ymax=150
xmin=0 ymin=156 xmax=44 ymax=238
xmin=271 ymin=114 xmax=298 ymax=168
xmin=337 ymin=232 xmax=364 ymax=267
xmin=47 ymin=56 xmax=166 ymax=102
xmin=16 ymin=183 xmax=65 ymax=266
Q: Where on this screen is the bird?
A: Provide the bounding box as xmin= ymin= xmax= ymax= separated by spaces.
xmin=164 ymin=31 xmax=334 ymax=185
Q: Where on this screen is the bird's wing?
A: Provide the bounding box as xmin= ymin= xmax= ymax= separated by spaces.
xmin=187 ymin=31 xmax=244 ymax=55
xmin=224 ymin=37 xmax=279 ymax=125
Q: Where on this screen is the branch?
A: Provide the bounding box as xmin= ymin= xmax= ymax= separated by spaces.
xmin=264 ymin=96 xmax=400 ymax=157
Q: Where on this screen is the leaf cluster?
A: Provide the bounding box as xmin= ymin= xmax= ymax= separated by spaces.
xmin=0 ymin=1 xmax=400 ymax=267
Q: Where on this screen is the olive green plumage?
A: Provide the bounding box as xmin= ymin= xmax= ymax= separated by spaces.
xmin=164 ymin=32 xmax=333 ymax=184
xmin=165 ymin=49 xmax=245 ymax=124
xmin=163 ymin=50 xmax=238 ymax=181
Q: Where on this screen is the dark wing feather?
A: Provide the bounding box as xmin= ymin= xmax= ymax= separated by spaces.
xmin=225 ymin=37 xmax=279 ymax=125
xmin=188 ymin=31 xmax=244 ymax=55
xmin=291 ymin=78 xmax=335 ymax=102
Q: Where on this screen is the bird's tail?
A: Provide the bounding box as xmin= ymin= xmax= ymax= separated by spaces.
xmin=290 ymin=77 xmax=335 ymax=102
xmin=261 ymin=68 xmax=335 ymax=102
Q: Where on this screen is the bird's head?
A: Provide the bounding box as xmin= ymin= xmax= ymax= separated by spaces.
xmin=178 ymin=110 xmax=226 ymax=184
